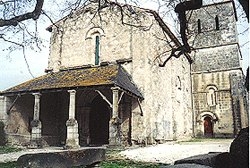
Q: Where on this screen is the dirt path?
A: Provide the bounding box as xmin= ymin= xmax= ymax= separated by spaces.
xmin=119 ymin=139 xmax=233 ymax=164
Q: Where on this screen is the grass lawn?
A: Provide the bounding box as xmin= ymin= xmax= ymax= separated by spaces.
xmin=99 ymin=160 xmax=162 ymax=168
xmin=96 ymin=148 xmax=165 ymax=168
xmin=0 ymin=146 xmax=22 ymax=154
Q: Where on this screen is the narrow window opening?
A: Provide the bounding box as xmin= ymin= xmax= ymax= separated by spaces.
xmin=211 ymin=94 xmax=214 ymax=105
xmin=95 ymin=36 xmax=100 ymax=65
xmin=207 ymin=88 xmax=216 ymax=106
xmin=197 ymin=19 xmax=201 ymax=33
xmin=176 ymin=76 xmax=182 ymax=90
xmin=215 ymin=15 xmax=219 ymax=30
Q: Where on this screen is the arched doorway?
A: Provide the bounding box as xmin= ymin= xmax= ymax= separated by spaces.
xmin=89 ymin=96 xmax=110 ymax=145
xmin=204 ymin=116 xmax=213 ymax=137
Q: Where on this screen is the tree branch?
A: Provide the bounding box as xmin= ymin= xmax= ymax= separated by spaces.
xmin=238 ymin=0 xmax=249 ymax=21
xmin=0 ymin=0 xmax=44 ymax=27
xmin=174 ymin=0 xmax=202 ymax=53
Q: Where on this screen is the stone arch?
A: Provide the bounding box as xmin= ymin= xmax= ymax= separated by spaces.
xmin=197 ymin=111 xmax=218 ymax=138
xmin=85 ymin=27 xmax=105 ymax=40
xmin=197 ymin=111 xmax=218 ymax=122
xmin=205 ymin=85 xmax=218 ymax=92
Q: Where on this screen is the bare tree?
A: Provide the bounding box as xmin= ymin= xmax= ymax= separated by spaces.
xmin=0 ymin=0 xmax=248 ymax=75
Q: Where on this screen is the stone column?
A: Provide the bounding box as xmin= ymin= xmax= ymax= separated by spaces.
xmin=29 ymin=93 xmax=42 ymax=148
xmin=0 ymin=96 xmax=8 ymax=122
xmin=109 ymin=87 xmax=121 ymax=146
xmin=65 ymin=90 xmax=80 ymax=149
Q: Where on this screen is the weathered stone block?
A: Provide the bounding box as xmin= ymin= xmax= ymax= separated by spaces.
xmin=215 ymin=127 xmax=249 ymax=168
xmin=17 ymin=148 xmax=106 ymax=168
xmin=174 ymin=152 xmax=221 ymax=167
xmin=229 ymin=127 xmax=249 ymax=167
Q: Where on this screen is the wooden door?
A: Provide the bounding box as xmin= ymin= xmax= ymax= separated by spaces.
xmin=204 ymin=116 xmax=213 ymax=137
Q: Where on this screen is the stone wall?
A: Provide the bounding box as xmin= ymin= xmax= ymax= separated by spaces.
xmin=192 ymin=71 xmax=236 ymax=137
xmin=230 ymin=71 xmax=249 ymax=134
xmin=48 ymin=3 xmax=160 ymax=72
xmin=4 ymin=95 xmax=33 ymax=146
xmin=191 ymin=44 xmax=241 ymax=72
xmin=191 ymin=68 xmax=248 ymax=137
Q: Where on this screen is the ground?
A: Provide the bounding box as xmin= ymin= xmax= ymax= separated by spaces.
xmin=119 ymin=139 xmax=232 ymax=164
xmin=0 ymin=138 xmax=232 ymax=167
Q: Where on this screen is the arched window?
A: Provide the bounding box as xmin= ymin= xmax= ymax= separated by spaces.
xmin=215 ymin=15 xmax=219 ymax=30
xmin=85 ymin=27 xmax=105 ymax=65
xmin=206 ymin=86 xmax=217 ymax=106
xmin=95 ymin=36 xmax=100 ymax=65
xmin=197 ymin=19 xmax=201 ymax=33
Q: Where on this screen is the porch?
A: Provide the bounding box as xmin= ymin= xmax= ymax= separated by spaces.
xmin=0 ymin=64 xmax=143 ymax=148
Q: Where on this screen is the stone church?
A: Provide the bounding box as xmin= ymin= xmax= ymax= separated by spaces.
xmin=0 ymin=0 xmax=248 ymax=148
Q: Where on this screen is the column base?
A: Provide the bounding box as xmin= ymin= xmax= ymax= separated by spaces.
xmin=109 ymin=118 xmax=121 ymax=146
xmin=65 ymin=119 xmax=80 ymax=149
xmin=28 ymin=139 xmax=48 ymax=149
xmin=29 ymin=120 xmax=44 ymax=148
xmin=64 ymin=139 xmax=80 ymax=149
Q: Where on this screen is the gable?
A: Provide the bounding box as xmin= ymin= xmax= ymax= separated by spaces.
xmin=46 ymin=1 xmax=189 ymax=71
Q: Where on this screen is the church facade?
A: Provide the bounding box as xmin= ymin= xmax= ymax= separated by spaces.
xmin=0 ymin=0 xmax=248 ymax=148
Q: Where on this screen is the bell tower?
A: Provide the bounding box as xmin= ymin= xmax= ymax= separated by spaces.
xmin=187 ymin=1 xmax=249 ymax=137
xmin=187 ymin=0 xmax=242 ymax=72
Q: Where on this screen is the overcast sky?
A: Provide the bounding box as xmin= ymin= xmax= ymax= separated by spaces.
xmin=0 ymin=0 xmax=248 ymax=91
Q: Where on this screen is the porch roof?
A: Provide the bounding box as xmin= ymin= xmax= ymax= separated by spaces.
xmin=1 ymin=64 xmax=143 ymax=99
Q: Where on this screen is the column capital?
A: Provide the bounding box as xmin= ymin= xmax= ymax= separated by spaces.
xmin=68 ymin=89 xmax=76 ymax=94
xmin=111 ymin=86 xmax=120 ymax=91
xmin=32 ymin=93 xmax=41 ymax=97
